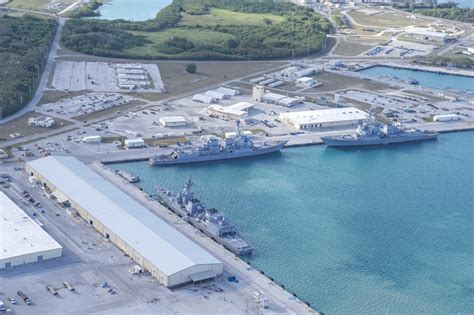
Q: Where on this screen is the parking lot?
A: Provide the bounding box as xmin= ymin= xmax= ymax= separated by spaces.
xmin=49 ymin=61 xmax=164 ymax=93
xmin=39 ymin=93 xmax=138 ymax=119
xmin=0 ymin=166 xmax=274 ymax=315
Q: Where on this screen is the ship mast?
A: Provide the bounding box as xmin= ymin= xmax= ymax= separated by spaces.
xmin=235 ymin=120 xmax=242 ymax=137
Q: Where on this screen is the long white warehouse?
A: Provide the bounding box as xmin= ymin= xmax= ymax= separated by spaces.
xmin=26 ymin=156 xmax=223 ymax=287
xmin=280 ymin=107 xmax=368 ymax=130
xmin=1 ymin=191 xmax=62 ymax=269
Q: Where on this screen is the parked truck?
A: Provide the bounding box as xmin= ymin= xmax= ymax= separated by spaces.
xmin=47 ymin=285 xmax=57 ymax=295
xmin=63 ymin=281 xmax=75 ymax=291
xmin=17 ymin=291 xmax=32 ymax=305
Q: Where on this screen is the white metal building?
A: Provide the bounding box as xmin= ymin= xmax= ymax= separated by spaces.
xmin=193 ymin=93 xmax=216 ymax=104
xmin=159 ymin=116 xmax=188 ymax=127
xmin=280 ymin=107 xmax=368 ymax=130
xmin=433 ymin=114 xmax=460 ymax=122
xmin=406 ymin=28 xmax=449 ymax=43
xmin=205 ymin=102 xmax=254 ymax=120
xmin=124 ymin=138 xmax=145 ymax=148
xmin=295 ymin=77 xmax=319 ymax=88
xmin=26 ymin=156 xmax=223 ymax=287
xmin=27 ymin=116 xmax=55 ymax=128
xmin=0 ymin=192 xmax=62 ymax=269
xmin=216 ymin=87 xmax=240 ymax=97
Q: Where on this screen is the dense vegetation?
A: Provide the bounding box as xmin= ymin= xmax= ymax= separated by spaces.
xmin=409 ymin=7 xmax=474 ymax=23
xmin=61 ymin=0 xmax=330 ymax=60
xmin=401 ymin=3 xmax=474 ymax=23
xmin=68 ymin=1 xmax=102 ymax=18
xmin=0 ymin=15 xmax=56 ymax=118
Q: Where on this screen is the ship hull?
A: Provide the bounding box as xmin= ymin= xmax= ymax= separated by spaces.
xmin=155 ymin=189 xmax=254 ymax=255
xmin=150 ymin=141 xmax=285 ymax=165
xmin=322 ymin=133 xmax=438 ymax=147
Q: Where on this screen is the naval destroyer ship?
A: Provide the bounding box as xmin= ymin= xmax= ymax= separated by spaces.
xmin=155 ymin=177 xmax=254 ymax=255
xmin=322 ymin=118 xmax=438 ymax=147
xmin=149 ymin=121 xmax=286 ymax=165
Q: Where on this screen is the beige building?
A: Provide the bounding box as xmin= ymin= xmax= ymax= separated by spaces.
xmin=26 ymin=156 xmax=223 ymax=287
xmin=1 ymin=192 xmax=62 ymax=269
xmin=280 ymin=107 xmax=368 ymax=130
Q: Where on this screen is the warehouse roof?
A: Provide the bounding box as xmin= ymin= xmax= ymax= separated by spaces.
xmin=0 ymin=191 xmax=62 ymax=261
xmin=159 ymin=116 xmax=187 ymax=123
xmin=27 ymin=156 xmax=222 ymax=276
xmin=407 ymin=27 xmax=448 ymax=38
xmin=280 ymin=107 xmax=368 ymax=124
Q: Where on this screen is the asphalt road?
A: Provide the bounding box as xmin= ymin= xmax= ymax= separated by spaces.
xmin=0 ymin=15 xmax=64 ymax=124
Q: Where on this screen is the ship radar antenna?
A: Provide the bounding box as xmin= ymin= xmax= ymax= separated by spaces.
xmin=185 ymin=174 xmax=193 ymax=190
xmin=236 ymin=120 xmax=242 ymax=136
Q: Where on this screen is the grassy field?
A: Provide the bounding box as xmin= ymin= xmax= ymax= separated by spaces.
xmin=332 ymin=37 xmax=383 ymax=56
xmin=348 ymin=10 xmax=431 ymax=28
xmin=7 ymin=0 xmax=75 ymax=10
xmin=306 ymin=72 xmax=394 ymax=93
xmin=0 ymin=112 xmax=73 ymax=143
xmin=124 ymin=8 xmax=288 ymax=58
xmin=180 ymin=8 xmax=285 ymax=27
xmin=126 ymin=28 xmax=236 ymax=57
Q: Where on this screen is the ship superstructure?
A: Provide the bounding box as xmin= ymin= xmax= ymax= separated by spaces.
xmin=156 ymin=177 xmax=253 ymax=255
xmin=150 ymin=121 xmax=285 ymax=165
xmin=322 ymin=117 xmax=438 ymax=147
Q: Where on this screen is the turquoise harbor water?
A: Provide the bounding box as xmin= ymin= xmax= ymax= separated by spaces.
xmin=96 ymin=0 xmax=171 ymax=21
xmin=110 ymin=131 xmax=474 ymax=314
xmin=358 ymin=66 xmax=474 ymax=92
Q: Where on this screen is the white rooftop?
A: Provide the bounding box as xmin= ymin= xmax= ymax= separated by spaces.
xmin=206 ymin=105 xmax=247 ymax=117
xmin=159 ymin=116 xmax=187 ymax=123
xmin=407 ymin=27 xmax=448 ymax=38
xmin=280 ymin=107 xmax=368 ymax=124
xmin=27 ymin=156 xmax=222 ymax=276
xmin=0 ymin=191 xmax=62 ymax=261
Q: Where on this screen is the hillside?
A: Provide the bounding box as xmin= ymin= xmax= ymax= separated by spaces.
xmin=61 ymin=0 xmax=330 ymax=60
xmin=0 ymin=14 xmax=56 ymax=118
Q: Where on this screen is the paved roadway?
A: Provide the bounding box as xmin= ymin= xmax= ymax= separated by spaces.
xmin=0 ymin=12 xmax=64 ymax=124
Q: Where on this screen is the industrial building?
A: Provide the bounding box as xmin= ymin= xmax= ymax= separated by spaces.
xmin=206 ymin=102 xmax=254 ymax=120
xmin=116 ymin=64 xmax=151 ymax=90
xmin=433 ymin=114 xmax=460 ymax=122
xmin=216 ymin=87 xmax=240 ymax=97
xmin=295 ymin=77 xmax=320 ymax=88
xmin=252 ymin=86 xmax=302 ymax=107
xmin=27 ymin=116 xmax=55 ymax=128
xmin=193 ymin=93 xmax=216 ymax=104
xmin=0 ymin=191 xmax=62 ymax=269
xmin=280 ymin=107 xmax=368 ymax=130
xmin=124 ymin=138 xmax=145 ymax=148
xmin=405 ymin=28 xmax=450 ymax=43
xmin=159 ymin=116 xmax=188 ymax=127
xmin=26 ymin=156 xmax=223 ymax=287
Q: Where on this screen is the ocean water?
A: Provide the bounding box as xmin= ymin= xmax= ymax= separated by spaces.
xmin=109 ymin=131 xmax=474 ymax=314
xmin=95 ymin=0 xmax=171 ymax=21
xmin=358 ymin=66 xmax=474 ymax=92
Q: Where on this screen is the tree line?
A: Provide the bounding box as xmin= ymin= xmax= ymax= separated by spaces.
xmin=61 ymin=0 xmax=330 ymax=61
xmin=0 ymin=15 xmax=56 ymax=118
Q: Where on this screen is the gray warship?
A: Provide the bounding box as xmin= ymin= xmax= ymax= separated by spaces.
xmin=149 ymin=121 xmax=286 ymax=165
xmin=322 ymin=118 xmax=438 ymax=147
xmin=156 ymin=177 xmax=254 ymax=255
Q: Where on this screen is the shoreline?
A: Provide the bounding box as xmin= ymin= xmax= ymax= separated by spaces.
xmin=91 ymin=162 xmax=317 ymax=314
xmin=99 ymin=124 xmax=474 ymax=164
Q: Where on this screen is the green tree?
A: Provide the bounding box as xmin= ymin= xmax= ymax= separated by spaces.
xmin=186 ymin=63 xmax=197 ymax=73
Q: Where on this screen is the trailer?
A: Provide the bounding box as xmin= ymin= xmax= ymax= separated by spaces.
xmin=63 ymin=281 xmax=75 ymax=291
xmin=17 ymin=291 xmax=32 ymax=305
xmin=47 ymin=285 xmax=58 ymax=295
